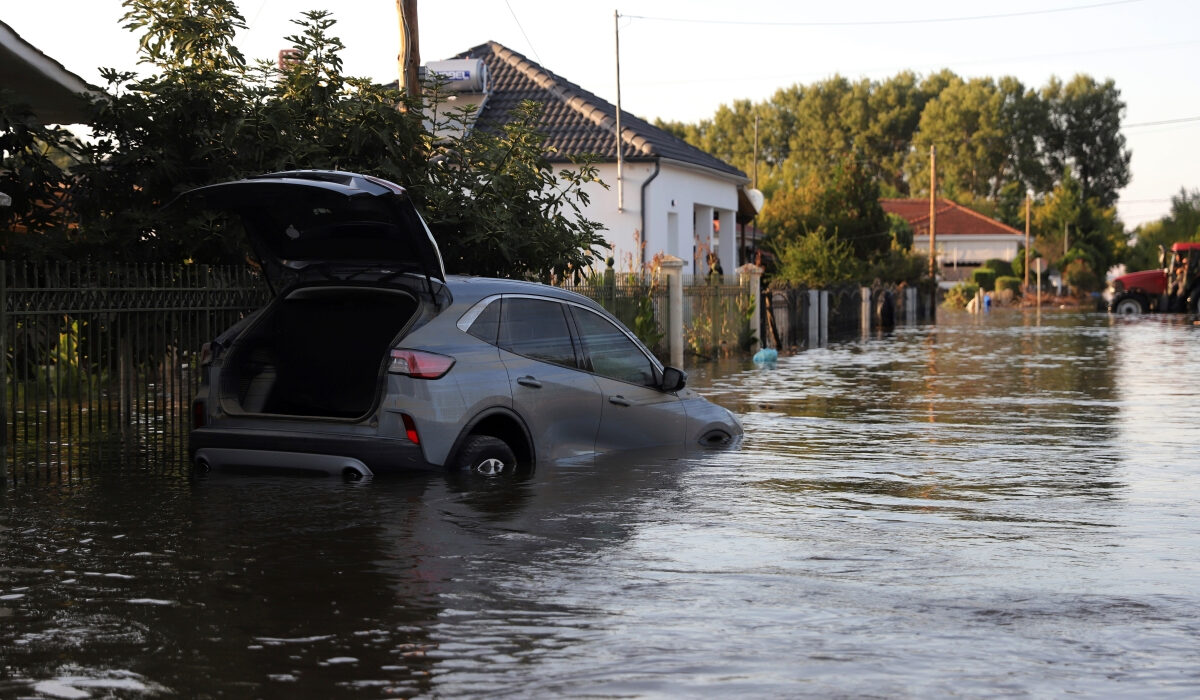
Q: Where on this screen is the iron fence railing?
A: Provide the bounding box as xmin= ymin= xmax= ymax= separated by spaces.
xmin=1 ymin=261 xmax=269 ymax=483
xmin=558 ymin=272 xmax=755 ymax=360
xmin=557 ymin=273 xmax=671 ymax=357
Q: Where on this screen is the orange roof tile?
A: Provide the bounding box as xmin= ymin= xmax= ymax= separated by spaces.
xmin=881 ymin=198 xmax=1022 ymax=237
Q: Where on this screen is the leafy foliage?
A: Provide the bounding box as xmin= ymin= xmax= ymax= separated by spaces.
xmin=1 ymin=1 xmax=606 ymax=280
xmin=0 ymin=94 xmax=80 ymax=257
xmin=771 ymin=227 xmax=864 ymax=288
xmin=758 ymin=156 xmax=887 ymax=259
xmin=942 ymin=282 xmax=980 ymax=310
xmin=995 ymin=276 xmax=1022 ymax=296
xmin=970 ymin=268 xmax=997 ymax=292
xmin=1125 ymin=188 xmax=1200 ymax=272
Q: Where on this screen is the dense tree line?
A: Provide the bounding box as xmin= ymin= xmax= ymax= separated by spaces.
xmin=657 ymin=70 xmax=1135 ymax=289
xmin=0 ymin=0 xmax=606 ymax=282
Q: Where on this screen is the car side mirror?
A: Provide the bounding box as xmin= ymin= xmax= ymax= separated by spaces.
xmin=661 ymin=366 xmax=687 ymax=392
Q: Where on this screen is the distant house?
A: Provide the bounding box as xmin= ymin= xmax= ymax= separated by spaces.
xmin=882 ymin=198 xmax=1025 ymax=286
xmin=430 ymin=42 xmax=753 ymax=277
xmin=0 ymin=19 xmax=96 ymax=125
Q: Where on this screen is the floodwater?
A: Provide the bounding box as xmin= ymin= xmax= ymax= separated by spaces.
xmin=2 ymin=311 xmax=1199 ymax=698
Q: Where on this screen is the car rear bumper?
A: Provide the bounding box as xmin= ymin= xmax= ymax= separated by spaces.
xmin=189 ymin=427 xmax=437 ymax=476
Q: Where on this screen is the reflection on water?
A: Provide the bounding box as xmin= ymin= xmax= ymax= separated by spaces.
xmin=2 ymin=311 xmax=1199 ymax=697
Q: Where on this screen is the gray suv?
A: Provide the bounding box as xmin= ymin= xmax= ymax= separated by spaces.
xmin=186 ymin=171 xmax=742 ymax=479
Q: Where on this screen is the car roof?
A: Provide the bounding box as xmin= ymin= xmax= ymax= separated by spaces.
xmin=444 ymin=275 xmax=605 ymax=311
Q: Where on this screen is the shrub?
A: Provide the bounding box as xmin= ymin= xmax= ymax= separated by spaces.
xmin=995 ymin=276 xmax=1022 ymax=296
xmin=984 ymin=258 xmax=1014 ymax=278
xmin=942 ymin=282 xmax=980 ymax=310
xmin=772 ymin=226 xmax=864 ymax=287
xmin=970 ymin=268 xmax=997 ymax=291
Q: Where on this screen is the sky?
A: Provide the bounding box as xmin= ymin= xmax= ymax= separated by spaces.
xmin=6 ymin=0 xmax=1199 ymax=228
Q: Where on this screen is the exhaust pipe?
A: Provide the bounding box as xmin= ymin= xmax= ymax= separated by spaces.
xmin=194 ymin=456 xmax=212 ymax=474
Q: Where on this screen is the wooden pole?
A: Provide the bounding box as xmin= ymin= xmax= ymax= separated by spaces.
xmin=929 ymin=145 xmax=937 ymax=281
xmin=397 ymin=0 xmax=420 ymax=100
xmin=1024 ymin=192 xmax=1031 ymax=290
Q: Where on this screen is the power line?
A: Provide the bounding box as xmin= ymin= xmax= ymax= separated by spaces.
xmin=624 ymin=0 xmax=1142 ymax=28
xmin=503 ymin=0 xmax=543 ymax=66
xmin=1122 ymin=115 xmax=1200 ymax=129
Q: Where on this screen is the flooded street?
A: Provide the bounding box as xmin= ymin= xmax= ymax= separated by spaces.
xmin=2 ymin=311 xmax=1199 ymax=698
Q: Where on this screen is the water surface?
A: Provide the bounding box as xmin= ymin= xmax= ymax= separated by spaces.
xmin=2 ymin=311 xmax=1198 ymax=697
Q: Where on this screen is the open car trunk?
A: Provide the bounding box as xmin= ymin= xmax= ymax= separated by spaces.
xmin=219 ymin=287 xmax=419 ymax=419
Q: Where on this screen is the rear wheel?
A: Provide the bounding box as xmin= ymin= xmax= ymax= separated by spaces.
xmin=1113 ymin=295 xmax=1145 ymax=316
xmin=454 ymin=436 xmax=518 ymax=479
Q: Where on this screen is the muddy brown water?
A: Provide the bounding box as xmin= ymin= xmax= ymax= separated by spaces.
xmin=2 ymin=310 xmax=1199 ymax=698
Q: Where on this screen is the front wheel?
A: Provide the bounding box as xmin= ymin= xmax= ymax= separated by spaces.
xmin=1112 ymin=295 xmax=1145 ymax=316
xmin=454 ymin=435 xmax=518 ymax=478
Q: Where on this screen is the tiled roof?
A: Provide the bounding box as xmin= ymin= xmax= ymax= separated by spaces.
xmin=452 ymin=42 xmax=747 ymax=181
xmin=881 ymin=198 xmax=1023 ymax=237
xmin=0 ymin=19 xmax=97 ymax=124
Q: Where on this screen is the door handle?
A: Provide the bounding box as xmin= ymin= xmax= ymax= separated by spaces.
xmin=517 ymin=376 xmax=542 ymax=388
xmin=608 ymin=395 xmax=631 ymax=407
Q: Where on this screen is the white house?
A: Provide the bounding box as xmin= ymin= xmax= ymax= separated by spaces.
xmin=882 ymin=198 xmax=1026 ymax=286
xmin=433 ymin=42 xmax=752 ymax=277
xmin=0 ymin=18 xmax=95 ymax=125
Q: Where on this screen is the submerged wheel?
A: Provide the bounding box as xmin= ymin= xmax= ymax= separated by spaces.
xmin=1113 ymin=295 xmax=1145 ymax=316
xmin=454 ymin=436 xmax=518 ymax=478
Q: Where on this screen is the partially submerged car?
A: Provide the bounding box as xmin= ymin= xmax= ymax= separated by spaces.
xmin=183 ymin=170 xmax=741 ymax=479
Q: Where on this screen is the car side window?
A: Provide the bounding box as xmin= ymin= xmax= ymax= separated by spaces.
xmin=571 ymin=307 xmax=657 ymax=387
xmin=498 ymin=298 xmax=578 ymax=368
xmin=466 ymin=299 xmax=501 ymax=344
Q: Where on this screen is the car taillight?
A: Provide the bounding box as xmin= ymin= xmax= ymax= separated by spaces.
xmin=192 ymin=399 xmax=207 ymax=428
xmin=401 ymin=413 xmax=420 ymax=444
xmin=388 ymin=349 xmax=455 ymax=379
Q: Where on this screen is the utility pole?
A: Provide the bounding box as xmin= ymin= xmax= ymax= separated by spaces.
xmin=929 ymin=145 xmax=937 ymax=282
xmin=614 ymin=10 xmax=624 ymax=212
xmin=1024 ymin=191 xmax=1031 ymax=290
xmin=397 ymin=0 xmax=420 ymax=101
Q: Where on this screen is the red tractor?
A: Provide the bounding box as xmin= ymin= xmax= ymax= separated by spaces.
xmin=1108 ymin=241 xmax=1200 ymax=315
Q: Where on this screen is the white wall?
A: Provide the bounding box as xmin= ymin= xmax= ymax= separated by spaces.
xmin=914 ymin=234 xmax=1024 ymax=266
xmin=572 ymin=161 xmax=743 ymax=275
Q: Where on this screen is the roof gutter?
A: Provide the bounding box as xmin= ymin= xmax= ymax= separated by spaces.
xmin=657 ymin=157 xmax=750 ymax=186
xmin=640 ymin=159 xmax=661 ymax=269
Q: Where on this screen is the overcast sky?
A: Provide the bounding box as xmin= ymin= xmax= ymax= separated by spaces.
xmin=7 ymin=0 xmax=1199 ymax=227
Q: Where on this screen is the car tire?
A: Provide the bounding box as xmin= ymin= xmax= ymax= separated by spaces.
xmin=454 ymin=435 xmax=518 ymax=478
xmin=1113 ymin=295 xmax=1145 ymax=316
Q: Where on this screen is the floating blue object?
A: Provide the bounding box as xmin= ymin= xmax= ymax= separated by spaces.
xmin=753 ymin=348 xmax=778 ymax=364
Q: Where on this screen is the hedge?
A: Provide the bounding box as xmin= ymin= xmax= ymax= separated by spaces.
xmin=970 ymin=268 xmax=997 ymax=291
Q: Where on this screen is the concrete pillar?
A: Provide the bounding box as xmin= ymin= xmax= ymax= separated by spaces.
xmin=718 ymin=208 xmax=737 ymax=274
xmin=906 ymin=286 xmax=918 ymax=324
xmin=861 ymin=287 xmax=872 ymax=337
xmin=738 ymin=263 xmax=763 ymax=352
xmin=807 ymin=289 xmax=820 ymax=349
xmin=819 ymin=290 xmax=829 ymax=347
xmin=661 ymin=255 xmax=685 ymax=369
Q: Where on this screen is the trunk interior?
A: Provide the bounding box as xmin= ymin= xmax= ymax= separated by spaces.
xmin=220 ymin=287 xmax=419 ymax=419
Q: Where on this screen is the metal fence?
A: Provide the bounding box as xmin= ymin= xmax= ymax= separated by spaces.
xmin=0 ymin=261 xmax=269 ymax=483
xmin=558 ymin=273 xmax=754 ymax=360
xmin=558 ymin=273 xmax=671 ymax=357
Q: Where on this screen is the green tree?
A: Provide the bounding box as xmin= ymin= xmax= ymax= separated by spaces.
xmin=1032 ymin=167 xmax=1124 ymax=291
xmin=1042 ymin=75 xmax=1131 ymax=208
xmin=772 ymin=226 xmax=863 ymax=287
xmin=906 ymin=77 xmax=1009 ymax=201
xmin=758 ymin=156 xmax=887 ymax=259
xmin=0 ymin=94 xmax=81 ymax=256
xmin=1125 ymin=188 xmax=1200 ymax=271
xmin=5 ymin=0 xmax=606 ymax=279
